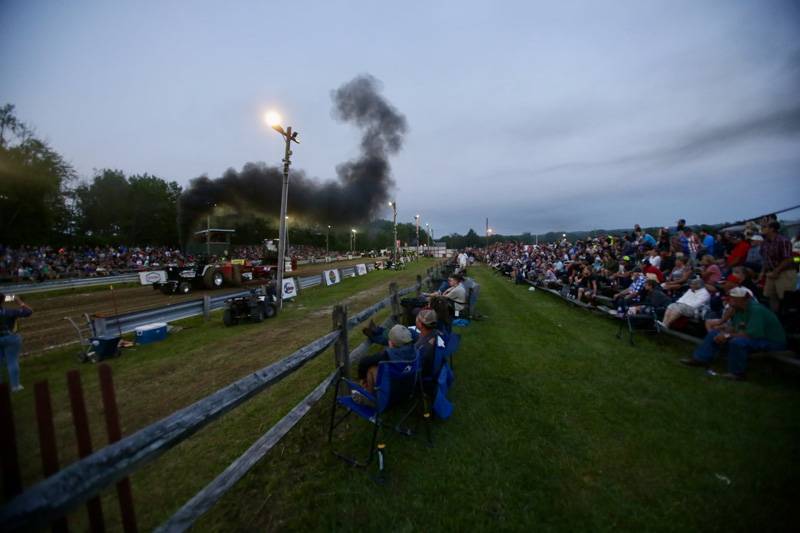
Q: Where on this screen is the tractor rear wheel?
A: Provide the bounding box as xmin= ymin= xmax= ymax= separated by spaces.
xmin=178 ymin=281 xmax=191 ymax=294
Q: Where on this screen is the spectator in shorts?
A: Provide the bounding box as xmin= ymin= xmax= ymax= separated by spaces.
xmin=662 ymin=278 xmax=710 ymax=328
xmin=759 ymin=221 xmax=795 ymax=312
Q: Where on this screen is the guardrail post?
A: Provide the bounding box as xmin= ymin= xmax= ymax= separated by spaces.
xmin=389 ymin=282 xmax=401 ymax=323
xmin=332 ymin=304 xmax=349 ymax=378
xmin=203 ymin=295 xmax=211 ymax=321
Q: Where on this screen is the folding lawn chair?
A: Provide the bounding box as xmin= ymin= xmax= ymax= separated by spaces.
xmin=328 ymin=351 xmax=424 ymax=467
xmin=616 ymin=306 xmax=665 ymax=346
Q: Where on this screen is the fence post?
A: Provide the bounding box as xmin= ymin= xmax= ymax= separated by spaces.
xmin=389 ymin=282 xmax=401 ymax=323
xmin=67 ymin=370 xmax=105 ymax=533
xmin=332 ymin=304 xmax=349 ymax=378
xmin=203 ymin=295 xmax=211 ymax=321
xmin=34 ymin=381 xmax=69 ymax=533
xmin=0 ymin=383 xmax=22 ymax=502
xmin=415 ymin=275 xmax=422 ymax=297
xmin=98 ymin=364 xmax=138 ymax=533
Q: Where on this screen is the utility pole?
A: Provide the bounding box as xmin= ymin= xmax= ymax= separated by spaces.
xmin=269 ymin=121 xmax=299 ymax=310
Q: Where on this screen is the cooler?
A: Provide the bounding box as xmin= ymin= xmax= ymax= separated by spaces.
xmin=90 ymin=335 xmax=120 ymax=360
xmin=135 ymin=322 xmax=168 ymax=344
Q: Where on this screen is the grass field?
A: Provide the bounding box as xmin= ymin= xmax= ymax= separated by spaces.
xmin=7 ymin=259 xmax=434 ymax=531
xmin=195 ymin=265 xmax=799 ymax=532
xmin=7 ymin=262 xmax=799 ymax=531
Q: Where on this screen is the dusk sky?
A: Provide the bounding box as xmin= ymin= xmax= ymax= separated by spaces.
xmin=1 ymin=0 xmax=798 ymax=236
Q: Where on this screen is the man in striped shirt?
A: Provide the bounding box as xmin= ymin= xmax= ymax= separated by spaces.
xmin=760 ymin=221 xmax=795 ymax=313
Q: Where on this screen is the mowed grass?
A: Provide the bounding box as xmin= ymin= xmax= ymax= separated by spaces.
xmin=195 ymin=265 xmax=800 ymax=532
xmin=6 ymin=260 xmax=435 ymax=531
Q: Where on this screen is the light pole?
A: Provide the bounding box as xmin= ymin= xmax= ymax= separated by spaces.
xmin=266 ymin=111 xmax=299 ymax=310
xmin=425 ymin=223 xmax=431 ymax=247
xmin=351 ymin=228 xmax=357 ymax=254
xmin=388 ymin=201 xmax=398 ymax=261
xmin=326 ymin=225 xmax=331 ymax=258
xmin=415 ymin=214 xmax=420 ymax=257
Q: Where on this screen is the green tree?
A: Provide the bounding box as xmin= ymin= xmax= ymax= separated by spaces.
xmin=0 ymin=104 xmax=76 ymax=244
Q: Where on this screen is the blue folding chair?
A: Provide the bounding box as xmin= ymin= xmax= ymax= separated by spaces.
xmin=328 ymin=352 xmax=422 ymax=467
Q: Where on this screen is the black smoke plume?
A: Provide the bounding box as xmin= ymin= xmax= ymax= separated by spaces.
xmin=179 ymin=74 xmax=407 ymax=236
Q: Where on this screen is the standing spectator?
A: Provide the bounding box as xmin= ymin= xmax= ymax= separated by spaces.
xmin=760 ymin=221 xmax=795 ymax=312
xmin=744 ymin=235 xmax=764 ymax=273
xmin=699 ymin=228 xmax=716 ymax=257
xmin=0 ymin=293 xmax=33 ymax=392
xmin=726 ymin=233 xmax=750 ymax=268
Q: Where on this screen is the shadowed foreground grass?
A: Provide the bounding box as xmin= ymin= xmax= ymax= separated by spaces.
xmin=197 ymin=265 xmax=800 ymax=532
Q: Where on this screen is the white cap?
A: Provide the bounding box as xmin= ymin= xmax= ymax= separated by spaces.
xmin=729 ymin=287 xmax=750 ymax=298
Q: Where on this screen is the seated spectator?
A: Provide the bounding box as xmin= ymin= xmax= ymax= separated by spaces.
xmin=699 ymin=255 xmax=722 ymax=290
xmin=356 ymin=324 xmax=415 ymax=394
xmin=661 ymin=256 xmax=691 ymax=292
xmin=576 ymin=267 xmax=599 ymax=304
xmin=681 ymin=287 xmax=786 ymax=380
xmin=662 ymin=278 xmax=711 ymax=328
xmin=626 ymin=279 xmax=671 ymax=317
xmin=613 ymin=268 xmax=646 ymax=315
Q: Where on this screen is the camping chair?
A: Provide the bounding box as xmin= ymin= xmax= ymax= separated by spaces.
xmin=328 ymin=353 xmax=423 ymax=467
xmin=616 ymin=306 xmax=665 ymax=346
xmin=64 ymin=314 xmax=98 ymax=363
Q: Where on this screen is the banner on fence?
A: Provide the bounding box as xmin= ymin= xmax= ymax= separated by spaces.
xmin=324 ymin=269 xmax=341 ymax=286
xmin=355 ymin=263 xmax=367 ymax=276
xmin=138 ymin=271 xmax=166 ymax=285
xmin=282 ymin=277 xmax=298 ymax=300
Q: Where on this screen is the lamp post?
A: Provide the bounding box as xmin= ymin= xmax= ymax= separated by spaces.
xmin=351 ymin=228 xmax=357 ymax=254
xmin=266 ymin=111 xmax=299 ymax=310
xmin=425 ymin=223 xmax=431 ymax=247
xmin=415 ymin=214 xmax=420 ymax=257
xmin=388 ymin=201 xmax=398 ymax=261
xmin=326 ymin=225 xmax=331 ymax=258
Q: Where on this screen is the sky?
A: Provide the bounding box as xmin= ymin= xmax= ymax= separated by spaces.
xmin=1 ymin=0 xmax=799 ymax=237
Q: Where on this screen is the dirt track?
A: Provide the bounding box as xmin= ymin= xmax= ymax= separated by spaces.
xmin=16 ymin=257 xmax=377 ymax=355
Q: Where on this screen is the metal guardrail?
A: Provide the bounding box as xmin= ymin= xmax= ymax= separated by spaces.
xmin=4 ymin=273 xmax=141 ymax=295
xmin=92 ymin=263 xmax=377 ymax=334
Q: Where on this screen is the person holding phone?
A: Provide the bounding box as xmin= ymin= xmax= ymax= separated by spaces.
xmin=0 ymin=293 xmax=33 ymax=392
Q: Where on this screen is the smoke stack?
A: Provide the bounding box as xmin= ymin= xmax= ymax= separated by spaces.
xmin=179 ymin=74 xmax=407 ymax=237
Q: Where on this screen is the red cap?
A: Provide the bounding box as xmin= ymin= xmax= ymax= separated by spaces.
xmin=724 ymin=275 xmax=742 ymax=285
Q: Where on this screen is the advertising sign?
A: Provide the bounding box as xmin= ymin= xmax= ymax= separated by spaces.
xmin=282 ymin=277 xmax=298 ymax=300
xmin=139 ymin=271 xmax=166 ymax=285
xmin=324 ymin=269 xmax=341 ymax=286
xmin=355 ymin=263 xmax=368 ymax=276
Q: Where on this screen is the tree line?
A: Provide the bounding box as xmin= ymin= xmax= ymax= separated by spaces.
xmin=0 ymin=104 xmax=429 ymax=251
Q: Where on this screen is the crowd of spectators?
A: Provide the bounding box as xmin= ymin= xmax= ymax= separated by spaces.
xmin=0 ymin=245 xmax=187 ymax=282
xmin=484 ymin=218 xmax=799 ymax=379
xmin=486 ymin=219 xmax=798 ymax=326
xmin=0 ymin=244 xmax=335 ymax=283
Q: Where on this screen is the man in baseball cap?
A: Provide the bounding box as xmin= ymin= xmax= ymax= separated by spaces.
xmin=681 ymin=286 xmax=786 ymax=380
xmin=356 ymin=324 xmax=416 ymax=395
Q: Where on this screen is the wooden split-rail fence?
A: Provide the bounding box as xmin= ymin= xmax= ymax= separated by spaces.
xmin=0 ymin=263 xmax=445 ymax=532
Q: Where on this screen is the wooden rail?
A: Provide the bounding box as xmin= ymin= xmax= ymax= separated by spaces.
xmin=0 ymin=262 xmax=445 ymax=532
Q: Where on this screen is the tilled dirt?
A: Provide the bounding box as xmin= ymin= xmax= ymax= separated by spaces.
xmin=15 ymin=257 xmax=376 ymax=355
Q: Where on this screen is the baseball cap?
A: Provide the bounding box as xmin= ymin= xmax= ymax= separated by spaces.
xmin=729 ymin=287 xmax=749 ymax=298
xmin=416 ymin=308 xmax=438 ymax=328
xmin=388 ymin=324 xmax=412 ymax=345
xmin=749 ymin=235 xmax=764 ymax=242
